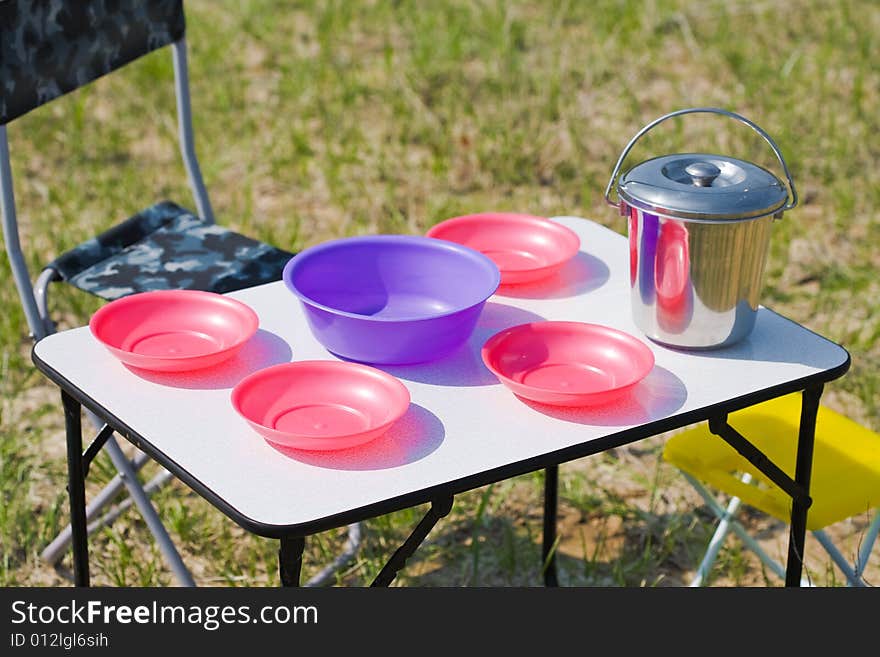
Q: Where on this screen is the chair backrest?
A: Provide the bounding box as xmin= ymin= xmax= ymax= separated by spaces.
xmin=0 ymin=0 xmax=185 ymax=124
xmin=1 ymin=0 xmax=213 ymax=339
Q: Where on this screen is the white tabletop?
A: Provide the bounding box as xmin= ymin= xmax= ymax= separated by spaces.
xmin=33 ymin=217 xmax=850 ymax=534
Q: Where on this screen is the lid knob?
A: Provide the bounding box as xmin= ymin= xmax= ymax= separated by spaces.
xmin=685 ymin=161 xmax=721 ymax=187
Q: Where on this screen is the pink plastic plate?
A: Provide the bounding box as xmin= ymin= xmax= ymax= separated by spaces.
xmin=231 ymin=360 xmax=411 ymax=450
xmin=426 ymin=213 xmax=581 ymax=284
xmin=481 ymin=321 xmax=655 ymax=406
xmin=89 ymin=290 xmax=259 ymax=372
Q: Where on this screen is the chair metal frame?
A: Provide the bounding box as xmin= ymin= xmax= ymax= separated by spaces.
xmin=683 ymin=471 xmax=880 ymax=586
xmin=2 ymin=31 xmax=360 ymax=587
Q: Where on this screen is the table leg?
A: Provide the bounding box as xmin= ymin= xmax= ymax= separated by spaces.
xmin=61 ymin=391 xmax=89 ymax=587
xmin=543 ymin=465 xmax=559 ymax=587
xmin=279 ymin=536 xmax=306 ymax=587
xmin=371 ymin=496 xmax=454 ymax=587
xmin=786 ymin=384 xmax=823 ymax=587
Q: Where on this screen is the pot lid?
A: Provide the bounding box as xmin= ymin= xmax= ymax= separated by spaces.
xmin=618 ymin=152 xmax=788 ymax=221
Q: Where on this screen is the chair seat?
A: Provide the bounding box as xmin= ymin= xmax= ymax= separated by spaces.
xmin=663 ymin=394 xmax=880 ymax=530
xmin=46 ymin=201 xmax=294 ymax=300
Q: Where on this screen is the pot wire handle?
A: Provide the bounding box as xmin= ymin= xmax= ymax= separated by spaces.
xmin=603 ymin=107 xmax=798 ymax=214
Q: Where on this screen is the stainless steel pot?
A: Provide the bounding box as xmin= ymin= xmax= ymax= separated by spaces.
xmin=604 ymin=107 xmax=798 ymax=349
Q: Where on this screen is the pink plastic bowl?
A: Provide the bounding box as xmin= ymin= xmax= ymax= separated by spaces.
xmin=89 ymin=290 xmax=258 ymax=372
xmin=481 ymin=321 xmax=655 ymax=406
xmin=231 ymin=360 xmax=411 ymax=450
xmin=426 ymin=213 xmax=581 ymax=284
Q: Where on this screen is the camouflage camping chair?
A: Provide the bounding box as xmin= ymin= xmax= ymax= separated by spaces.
xmin=0 ymin=0 xmax=359 ymax=585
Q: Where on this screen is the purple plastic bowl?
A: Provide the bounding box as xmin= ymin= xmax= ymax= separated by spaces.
xmin=282 ymin=235 xmax=501 ymax=364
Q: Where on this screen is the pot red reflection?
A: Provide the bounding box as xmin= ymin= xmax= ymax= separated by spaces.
xmin=654 ymin=221 xmax=693 ymax=334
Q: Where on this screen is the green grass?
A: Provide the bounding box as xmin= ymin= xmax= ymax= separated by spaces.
xmin=1 ymin=0 xmax=878 ymax=587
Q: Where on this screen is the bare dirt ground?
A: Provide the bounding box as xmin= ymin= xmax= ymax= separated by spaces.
xmin=553 ymin=438 xmax=879 ymax=588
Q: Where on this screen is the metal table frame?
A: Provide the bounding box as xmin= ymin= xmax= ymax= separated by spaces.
xmin=32 ymin=218 xmax=850 ymax=588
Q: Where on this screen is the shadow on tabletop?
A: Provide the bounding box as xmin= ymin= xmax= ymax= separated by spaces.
xmin=649 ymin=308 xmax=850 ymax=372
xmin=494 ymin=251 xmax=610 ymax=300
xmin=379 ymin=301 xmax=547 ymax=387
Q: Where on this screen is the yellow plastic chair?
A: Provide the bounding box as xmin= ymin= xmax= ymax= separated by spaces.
xmin=663 ymin=393 xmax=880 ymax=586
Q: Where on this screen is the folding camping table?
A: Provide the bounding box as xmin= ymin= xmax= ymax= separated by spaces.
xmin=31 ymin=216 xmax=851 ymax=587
